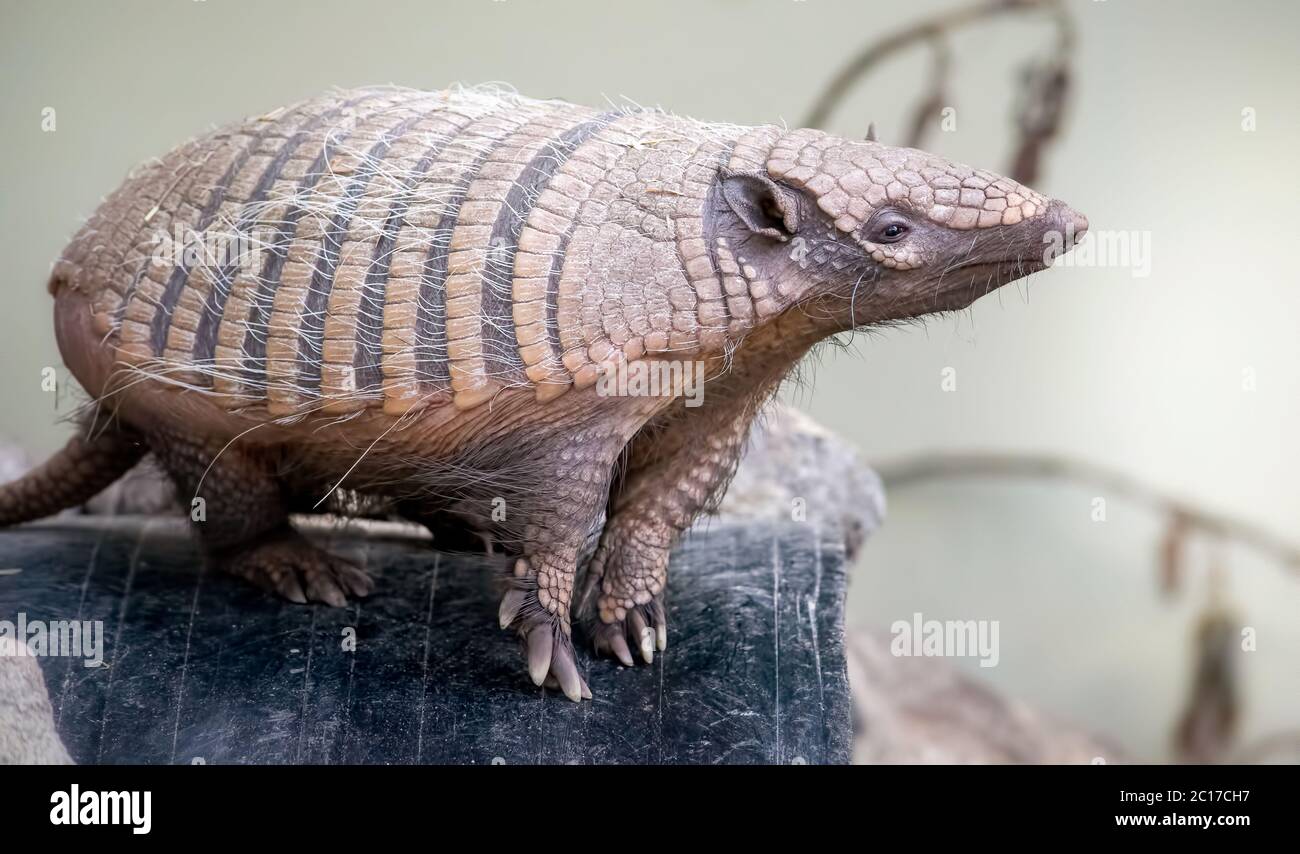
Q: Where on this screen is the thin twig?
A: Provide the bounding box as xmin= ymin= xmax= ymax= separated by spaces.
xmin=874 ymin=451 xmax=1300 ymax=573
xmin=904 ymin=35 xmax=952 ymax=149
xmin=802 ymin=0 xmax=1074 ymax=184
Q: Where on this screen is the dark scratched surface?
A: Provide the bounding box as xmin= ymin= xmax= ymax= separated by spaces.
xmin=0 ymin=518 xmax=851 ymax=765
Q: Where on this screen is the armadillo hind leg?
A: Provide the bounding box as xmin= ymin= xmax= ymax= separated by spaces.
xmin=148 ymin=427 xmax=373 ymax=606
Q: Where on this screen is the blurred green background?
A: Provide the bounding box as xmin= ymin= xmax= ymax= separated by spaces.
xmin=1 ymin=0 xmax=1296 ymax=761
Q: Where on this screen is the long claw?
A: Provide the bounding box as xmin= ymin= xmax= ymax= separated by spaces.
xmin=341 ymin=565 xmax=375 ymax=598
xmin=652 ymin=599 xmax=667 ymax=637
xmin=527 ymin=626 xmax=553 ymax=686
xmin=550 ymin=642 xmax=583 ymax=703
xmin=305 ymin=572 xmax=348 ymax=607
xmin=652 ymin=599 xmax=667 ymax=650
xmin=320 ymin=585 xmax=347 ymax=608
xmin=498 ymin=588 xmax=527 ymax=629
xmin=609 ymin=631 xmax=635 ymax=667
xmin=278 ymin=575 xmax=308 ymax=605
xmin=543 ymin=672 xmax=591 ymax=701
xmin=629 ymin=610 xmax=653 ymax=664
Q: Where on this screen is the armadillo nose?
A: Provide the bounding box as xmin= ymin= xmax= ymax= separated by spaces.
xmin=1049 ymin=201 xmax=1088 ymax=249
xmin=1070 ymin=210 xmax=1089 ymax=241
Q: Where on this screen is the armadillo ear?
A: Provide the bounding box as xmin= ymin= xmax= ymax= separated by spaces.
xmin=719 ymin=169 xmax=800 ymax=240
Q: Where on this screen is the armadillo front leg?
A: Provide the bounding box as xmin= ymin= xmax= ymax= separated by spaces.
xmin=496 ymin=425 xmax=631 ymax=702
xmin=149 ymin=429 xmax=373 ymax=606
xmin=578 ymin=402 xmax=756 ymax=665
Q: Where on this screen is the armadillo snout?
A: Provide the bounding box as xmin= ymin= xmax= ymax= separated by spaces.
xmin=1051 ymin=200 xmax=1089 ymax=244
xmin=1041 ymin=199 xmax=1089 ymax=264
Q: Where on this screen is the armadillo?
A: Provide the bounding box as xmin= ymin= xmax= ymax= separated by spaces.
xmin=0 ymin=85 xmax=1086 ymax=701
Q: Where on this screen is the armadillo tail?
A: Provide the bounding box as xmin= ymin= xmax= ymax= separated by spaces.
xmin=0 ymin=427 xmax=147 ymax=526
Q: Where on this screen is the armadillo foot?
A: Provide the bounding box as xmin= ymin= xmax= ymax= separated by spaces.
xmin=590 ymin=596 xmax=667 ymax=666
xmin=219 ymin=530 xmax=375 ymax=608
xmin=499 ymin=560 xmax=590 ymax=702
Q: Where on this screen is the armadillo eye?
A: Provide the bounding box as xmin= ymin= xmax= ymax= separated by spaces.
xmin=863 ymin=209 xmax=913 ymax=245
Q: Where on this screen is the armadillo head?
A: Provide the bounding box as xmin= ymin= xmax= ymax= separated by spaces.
xmin=716 ymin=129 xmax=1088 ymax=329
